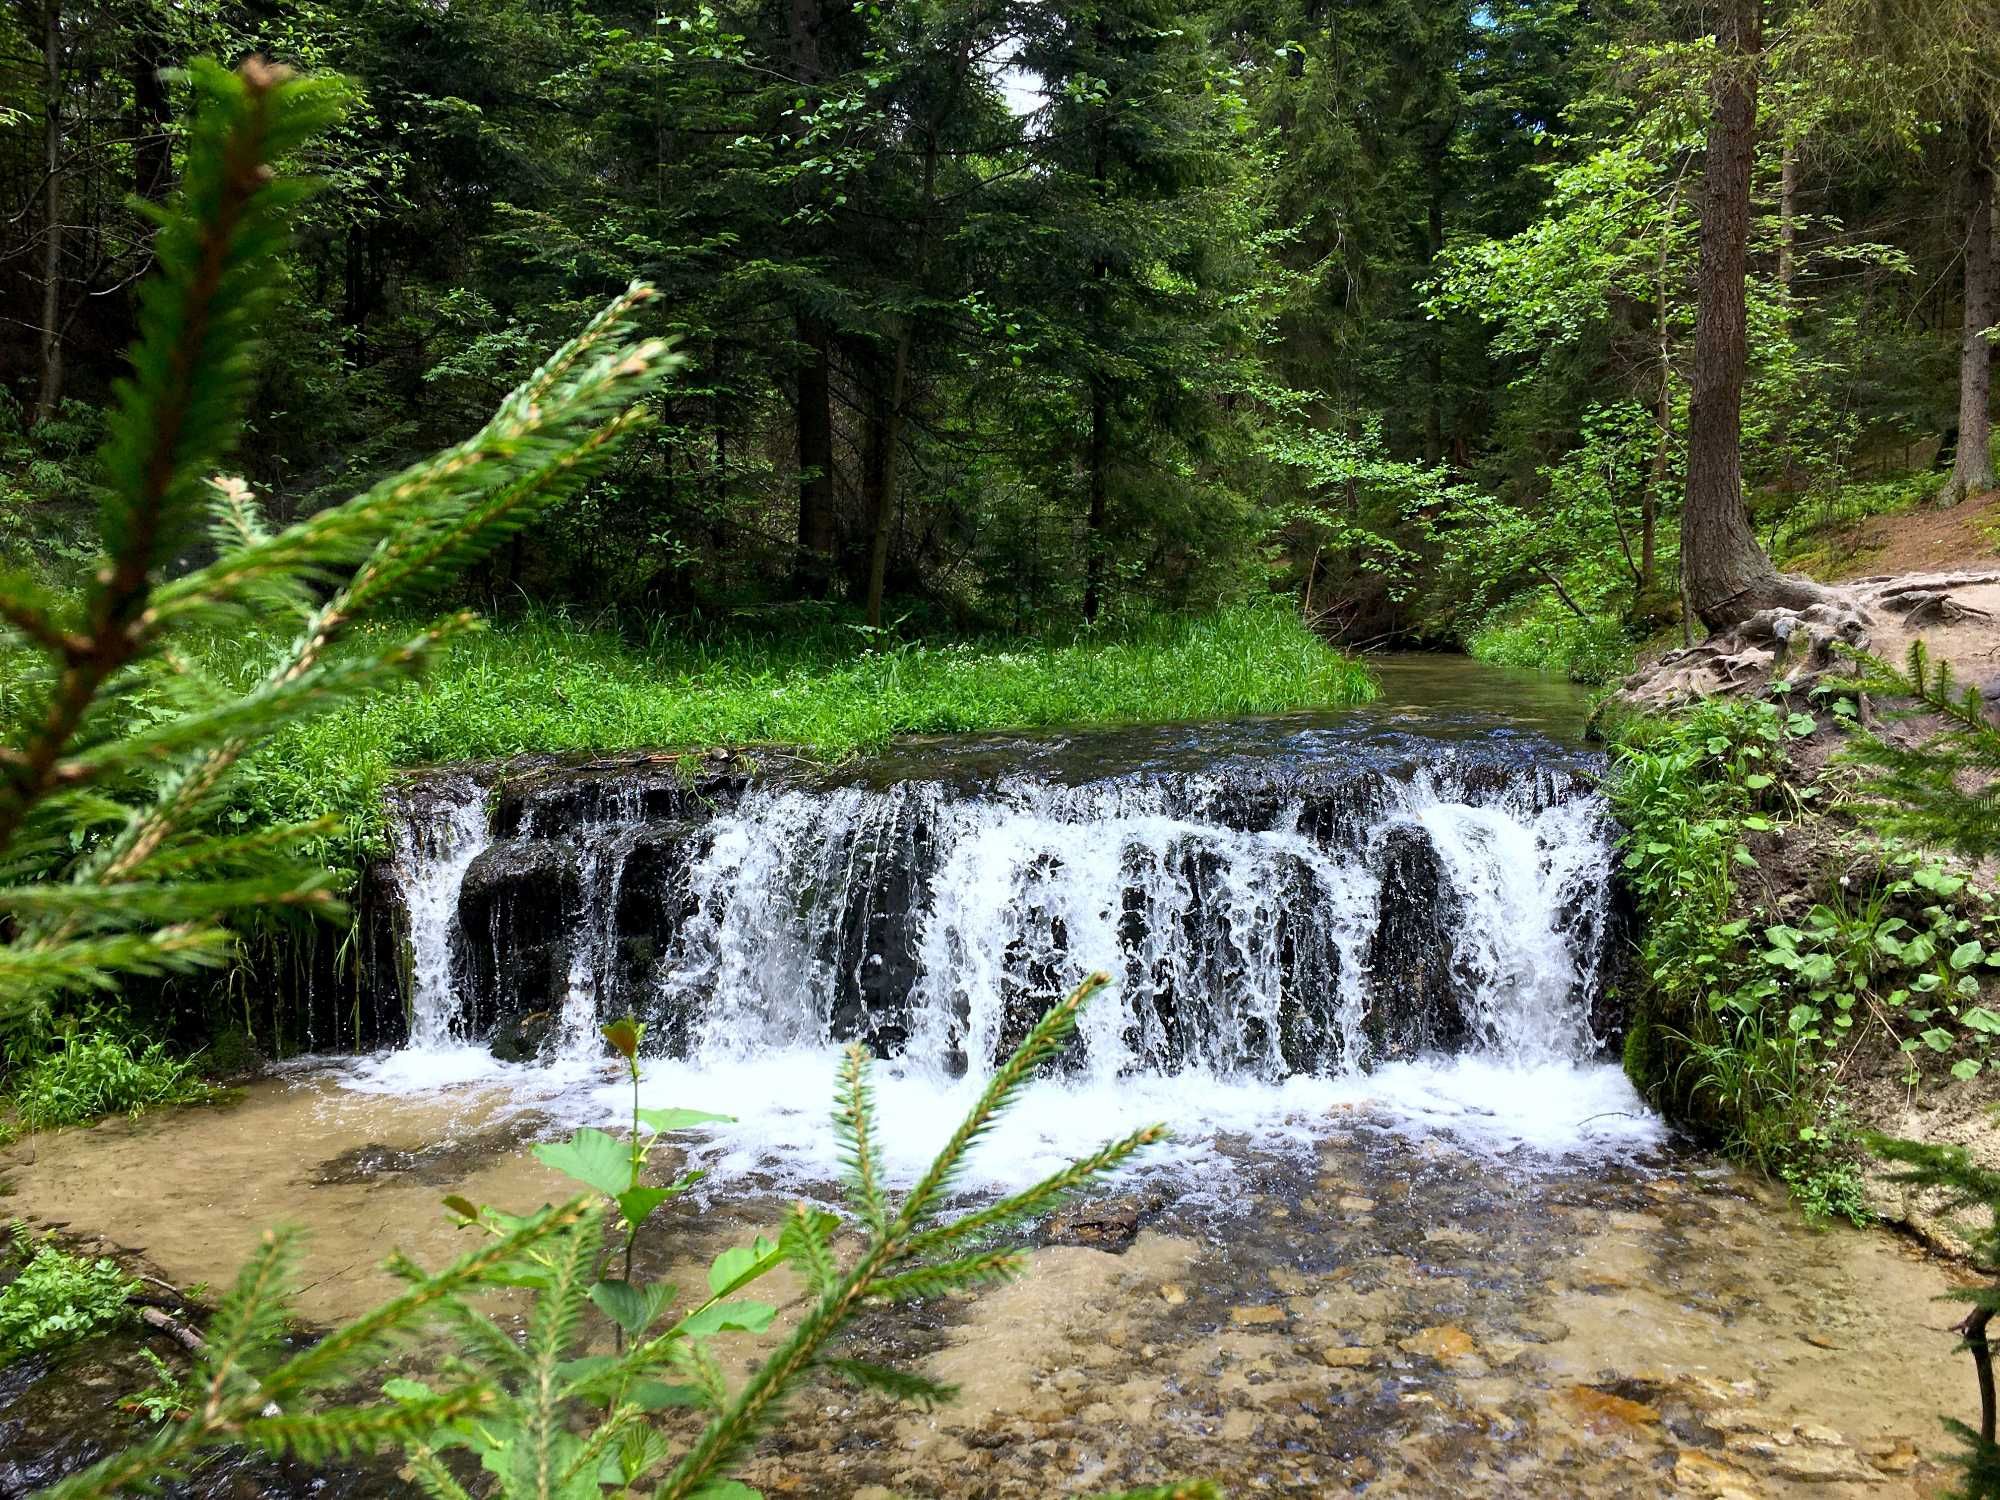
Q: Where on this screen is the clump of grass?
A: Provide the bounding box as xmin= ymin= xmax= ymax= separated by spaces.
xmin=215 ymin=600 xmax=1374 ymax=865
xmin=10 ymin=1031 xmax=212 ymax=1131
xmin=1467 ymin=596 xmax=1633 ymax=685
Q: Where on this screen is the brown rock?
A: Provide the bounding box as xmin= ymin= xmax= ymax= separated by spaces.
xmin=1558 ymin=1384 xmax=1660 ymax=1434
xmin=1321 ymin=1345 xmax=1375 ymax=1369
xmin=1398 ymin=1324 xmax=1477 ymax=1362
xmin=1230 ymin=1304 xmax=1287 ymax=1327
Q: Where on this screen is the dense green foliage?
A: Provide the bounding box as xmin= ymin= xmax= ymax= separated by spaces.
xmin=1610 ymin=688 xmax=2000 ymax=1226
xmin=9 ymin=1026 xmax=211 ymax=1129
xmin=0 ymin=61 xmax=676 ymax=1060
xmin=0 ymin=1227 xmax=136 ymax=1361
xmin=5 ymin=0 xmax=1991 ymax=647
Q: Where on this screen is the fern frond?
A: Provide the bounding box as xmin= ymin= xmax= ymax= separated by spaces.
xmin=905 ymin=1123 xmax=1166 ymax=1258
xmin=238 ymin=1385 xmax=495 ymax=1464
xmin=866 ymin=1248 xmax=1023 ymax=1304
xmin=197 ymin=1226 xmax=304 ymax=1413
xmin=891 ymin=971 xmax=1109 ymax=1231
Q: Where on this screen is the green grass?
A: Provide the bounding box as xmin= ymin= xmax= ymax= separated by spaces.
xmin=1466 ymin=596 xmax=1634 ymax=685
xmin=221 ymin=601 xmax=1374 ymax=866
xmin=9 ymin=1030 xmax=213 ymax=1131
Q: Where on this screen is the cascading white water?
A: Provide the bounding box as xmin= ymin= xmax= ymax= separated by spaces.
xmin=357 ymin=733 xmax=1659 ymax=1189
xmin=386 ymin=776 xmax=491 ymax=1049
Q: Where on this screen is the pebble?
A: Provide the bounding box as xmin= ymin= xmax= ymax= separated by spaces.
xmin=1158 ymin=1283 xmax=1187 ymax=1306
xmin=1320 ymin=1345 xmax=1375 ymax=1369
xmin=1230 ymin=1305 xmax=1287 ymax=1327
xmin=1398 ymin=1324 xmax=1477 ymax=1362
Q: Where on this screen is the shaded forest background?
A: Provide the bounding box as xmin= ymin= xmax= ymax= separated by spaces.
xmin=1 ymin=0 xmax=1993 ymax=656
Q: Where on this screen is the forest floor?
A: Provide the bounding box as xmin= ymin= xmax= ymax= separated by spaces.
xmin=1815 ymin=484 xmax=2000 ymax=581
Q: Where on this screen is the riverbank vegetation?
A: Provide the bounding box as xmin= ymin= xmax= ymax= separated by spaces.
xmin=229 ymin=602 xmax=1374 ymax=866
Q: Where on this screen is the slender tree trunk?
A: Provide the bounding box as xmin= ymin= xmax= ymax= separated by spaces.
xmin=1083 ymin=379 xmax=1109 ymax=624
xmin=1681 ymin=0 xmax=1817 ymax=626
xmin=794 ymin=314 xmax=837 ymax=593
xmin=1776 ymin=140 xmax=1798 ymax=293
xmin=787 ymin=0 xmax=837 ymax=593
xmin=1424 ymin=146 xmax=1446 ymax=467
xmin=1942 ymin=102 xmax=1996 ymax=505
xmin=32 ymin=1 xmax=63 ymax=427
xmin=865 ymin=113 xmax=944 ymax=629
xmin=130 ymin=28 xmax=172 ymax=204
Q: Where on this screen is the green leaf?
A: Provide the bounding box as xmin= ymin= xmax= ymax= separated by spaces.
xmin=1952 ymin=1059 xmax=1984 ymax=1080
xmin=533 ymin=1128 xmax=632 ymax=1197
xmin=383 ymin=1377 xmax=434 ymax=1401
xmin=589 ymin=1278 xmax=674 ymax=1337
xmin=635 ymin=1107 xmax=733 ymax=1134
xmin=1922 ymin=1028 xmax=1955 ymax=1053
xmin=629 ymin=1379 xmax=708 ymax=1410
xmin=677 ymin=1300 xmax=777 ymax=1336
xmin=615 ymin=1185 xmax=674 ymax=1229
xmin=688 ymin=1483 xmax=762 ymax=1500
xmin=1964 ymin=1008 xmax=2000 ymax=1035
xmin=1951 ymin=941 xmax=1985 ymax=971
xmin=706 ymin=1238 xmax=780 ymax=1298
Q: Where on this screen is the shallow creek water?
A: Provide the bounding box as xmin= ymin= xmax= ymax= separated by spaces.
xmin=0 ymin=657 xmax=1979 ymax=1497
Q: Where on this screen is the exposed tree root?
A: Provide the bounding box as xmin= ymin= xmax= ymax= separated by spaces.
xmin=1615 ymin=570 xmax=2000 ymax=712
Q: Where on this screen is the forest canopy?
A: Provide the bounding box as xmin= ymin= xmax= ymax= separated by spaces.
xmin=1 ymin=0 xmax=1994 ymax=658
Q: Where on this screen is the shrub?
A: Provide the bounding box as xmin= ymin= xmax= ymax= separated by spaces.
xmin=1467 ymin=596 xmax=1633 ymax=684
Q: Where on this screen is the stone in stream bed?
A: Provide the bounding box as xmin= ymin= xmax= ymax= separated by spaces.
xmin=1039 ymin=1192 xmax=1165 ymax=1252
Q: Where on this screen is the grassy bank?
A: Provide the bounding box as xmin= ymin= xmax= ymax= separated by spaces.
xmin=223 ymin=601 xmax=1373 ymax=865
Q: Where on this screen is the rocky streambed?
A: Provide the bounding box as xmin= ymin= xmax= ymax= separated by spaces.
xmin=0 ymin=1069 xmax=1971 ymax=1498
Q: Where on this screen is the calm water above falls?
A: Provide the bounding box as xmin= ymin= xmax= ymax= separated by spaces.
xmin=349 ymin=652 xmax=1660 ymax=1196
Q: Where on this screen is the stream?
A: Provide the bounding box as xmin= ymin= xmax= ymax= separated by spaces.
xmin=0 ymin=656 xmax=1971 ymax=1497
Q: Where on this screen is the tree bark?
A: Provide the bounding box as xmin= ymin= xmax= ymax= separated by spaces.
xmin=130 ymin=23 xmax=173 ymax=205
xmin=787 ymin=0 xmax=837 ymax=594
xmin=1942 ymin=102 xmax=1996 ymax=505
xmin=1680 ymin=0 xmax=1819 ymax=626
xmin=1776 ymin=139 xmax=1798 ymax=293
xmin=32 ymin=1 xmax=63 ymax=427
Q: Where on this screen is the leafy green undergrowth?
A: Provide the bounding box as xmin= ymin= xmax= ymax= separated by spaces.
xmin=8 ymin=1029 xmax=213 ymax=1131
xmin=1466 ymin=595 xmax=1634 ymax=684
xmin=215 ymin=600 xmax=1374 ymax=865
xmin=1608 ymin=690 xmax=2000 ymax=1225
xmin=0 ymin=1226 xmax=136 ymax=1360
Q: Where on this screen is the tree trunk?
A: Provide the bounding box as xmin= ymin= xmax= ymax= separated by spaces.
xmin=862 ymin=338 xmax=907 ymax=628
xmin=1776 ymin=139 xmax=1797 ymax=293
xmin=1424 ymin=145 xmax=1446 ymax=467
xmin=794 ymin=314 xmax=837 ymax=594
xmin=130 ymin=25 xmax=172 ymax=204
xmin=1083 ymin=379 xmax=1109 ymax=625
xmin=1680 ymin=0 xmax=1818 ymax=626
xmin=1942 ymin=102 xmax=1996 ymax=506
xmin=787 ymin=0 xmax=836 ymax=594
xmin=31 ymin=1 xmax=63 ymax=427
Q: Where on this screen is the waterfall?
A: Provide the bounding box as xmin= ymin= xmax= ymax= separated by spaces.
xmin=359 ymin=726 xmax=1655 ymax=1186
xmin=385 ymin=773 xmax=491 ymax=1049
xmin=379 ymin=749 xmax=1617 ymax=1083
